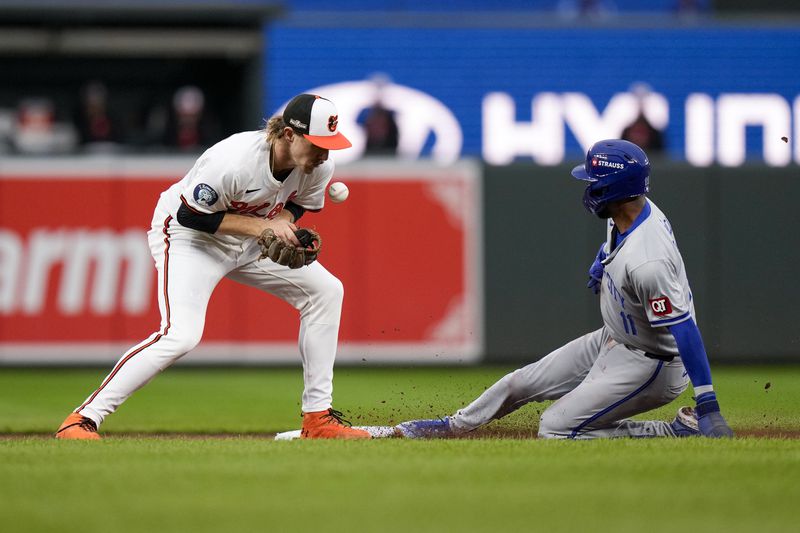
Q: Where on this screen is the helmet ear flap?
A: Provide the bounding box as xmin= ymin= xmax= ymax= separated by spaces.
xmin=589 ymin=185 xmax=608 ymax=198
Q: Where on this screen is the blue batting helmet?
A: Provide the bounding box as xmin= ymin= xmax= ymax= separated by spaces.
xmin=571 ymin=139 xmax=650 ymax=218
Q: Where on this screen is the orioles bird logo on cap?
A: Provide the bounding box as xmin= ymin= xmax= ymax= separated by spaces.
xmin=328 ymin=115 xmax=338 ymax=133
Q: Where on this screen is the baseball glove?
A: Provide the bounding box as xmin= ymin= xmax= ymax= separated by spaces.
xmin=258 ymin=228 xmax=322 ymax=268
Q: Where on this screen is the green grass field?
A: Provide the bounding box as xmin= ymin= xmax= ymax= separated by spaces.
xmin=2 ymin=365 xmax=799 ymax=532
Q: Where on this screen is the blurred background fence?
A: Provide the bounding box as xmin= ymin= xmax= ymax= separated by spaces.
xmin=0 ymin=1 xmax=798 ymax=364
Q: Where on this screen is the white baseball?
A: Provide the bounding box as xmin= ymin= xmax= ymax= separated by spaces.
xmin=327 ymin=181 xmax=349 ymax=203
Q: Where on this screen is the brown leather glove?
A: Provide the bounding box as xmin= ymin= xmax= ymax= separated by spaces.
xmin=258 ymin=228 xmax=322 ymax=268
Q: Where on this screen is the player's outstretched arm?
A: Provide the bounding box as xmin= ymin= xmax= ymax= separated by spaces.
xmin=218 ymin=211 xmax=301 ymax=245
xmin=668 ymin=319 xmax=734 ymax=438
xmin=177 ymin=202 xmax=301 ymax=245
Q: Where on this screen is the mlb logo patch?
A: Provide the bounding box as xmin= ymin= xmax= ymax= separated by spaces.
xmin=649 ymin=297 xmax=673 ymax=316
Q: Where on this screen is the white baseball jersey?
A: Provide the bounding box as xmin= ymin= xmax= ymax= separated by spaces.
xmin=599 ymin=199 xmax=695 ymax=356
xmin=77 ymin=131 xmax=345 ymax=425
xmin=154 ymin=130 xmax=333 ymax=245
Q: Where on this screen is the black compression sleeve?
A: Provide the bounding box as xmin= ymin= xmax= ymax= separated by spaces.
xmin=284 ymin=201 xmax=306 ymax=222
xmin=177 ymin=202 xmax=225 ymax=233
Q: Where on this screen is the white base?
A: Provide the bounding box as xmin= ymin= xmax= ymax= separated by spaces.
xmin=274 ymin=426 xmax=398 ymax=440
xmin=274 ymin=430 xmax=302 ymax=441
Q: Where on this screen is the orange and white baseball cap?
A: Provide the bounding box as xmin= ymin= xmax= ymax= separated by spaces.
xmin=282 ymin=93 xmax=352 ymax=150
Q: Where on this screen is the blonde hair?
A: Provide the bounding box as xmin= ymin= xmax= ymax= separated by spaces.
xmin=265 ymin=116 xmax=288 ymax=143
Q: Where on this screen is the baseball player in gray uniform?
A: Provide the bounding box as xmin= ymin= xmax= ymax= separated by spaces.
xmin=56 ymin=94 xmax=371 ymax=440
xmin=397 ymin=139 xmax=734 ymax=439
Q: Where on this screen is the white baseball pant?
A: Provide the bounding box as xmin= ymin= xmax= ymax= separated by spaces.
xmin=77 ymin=215 xmax=343 ymax=427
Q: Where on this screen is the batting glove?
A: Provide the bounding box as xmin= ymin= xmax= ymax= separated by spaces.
xmin=695 ymin=392 xmax=734 ymax=438
xmin=587 ymin=242 xmax=607 ymax=294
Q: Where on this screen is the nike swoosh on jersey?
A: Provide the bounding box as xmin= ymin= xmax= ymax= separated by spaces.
xmin=245 ymin=188 xmax=261 ymax=193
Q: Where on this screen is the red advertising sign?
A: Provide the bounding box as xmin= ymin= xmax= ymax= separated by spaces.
xmin=0 ymin=158 xmax=482 ymax=364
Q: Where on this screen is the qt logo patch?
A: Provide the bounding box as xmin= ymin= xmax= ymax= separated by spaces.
xmin=193 ymin=183 xmax=219 ymax=207
xmin=649 ymin=297 xmax=673 ymax=316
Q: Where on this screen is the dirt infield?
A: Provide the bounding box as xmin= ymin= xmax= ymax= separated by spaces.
xmin=3 ymin=428 xmax=800 ymax=440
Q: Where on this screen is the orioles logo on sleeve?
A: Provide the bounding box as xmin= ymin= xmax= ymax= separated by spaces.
xmin=327 ymin=115 xmax=338 ymax=133
xmin=649 ymin=297 xmax=673 ymax=316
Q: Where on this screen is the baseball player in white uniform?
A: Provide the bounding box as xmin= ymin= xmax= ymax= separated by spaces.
xmin=396 ymin=139 xmax=734 ymax=439
xmin=56 ymin=94 xmax=371 ymax=440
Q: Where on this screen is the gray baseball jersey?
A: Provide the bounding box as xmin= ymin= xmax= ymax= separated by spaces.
xmin=599 ymin=199 xmax=695 ymax=356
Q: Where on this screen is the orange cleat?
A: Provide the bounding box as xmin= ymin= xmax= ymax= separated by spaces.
xmin=55 ymin=413 xmax=101 ymax=440
xmin=301 ymin=408 xmax=371 ymax=440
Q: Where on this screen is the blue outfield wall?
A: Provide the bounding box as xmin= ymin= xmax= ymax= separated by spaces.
xmin=265 ymin=24 xmax=800 ymax=166
xmin=278 ymin=1 xmax=700 ymax=12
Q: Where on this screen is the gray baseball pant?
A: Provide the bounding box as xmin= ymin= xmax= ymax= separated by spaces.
xmin=451 ymin=327 xmax=689 ymax=438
